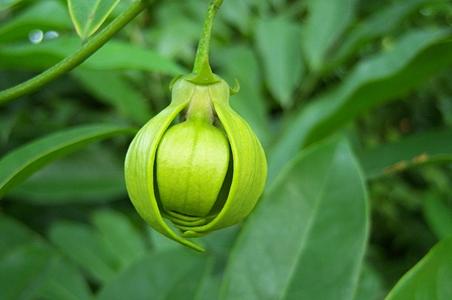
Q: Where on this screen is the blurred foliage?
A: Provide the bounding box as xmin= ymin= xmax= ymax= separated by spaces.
xmin=0 ymin=0 xmax=452 ymax=299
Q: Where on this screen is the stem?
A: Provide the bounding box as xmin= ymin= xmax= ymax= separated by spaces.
xmin=191 ymin=0 xmax=223 ymax=84
xmin=0 ymin=0 xmax=149 ymax=106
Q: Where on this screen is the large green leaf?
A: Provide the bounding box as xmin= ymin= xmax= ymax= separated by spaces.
xmin=269 ymin=28 xmax=452 ymax=181
xmin=0 ymin=124 xmax=134 ymax=198
xmin=68 ymin=0 xmax=120 ymax=40
xmin=0 ymin=37 xmax=184 ymax=75
xmin=221 ymin=138 xmax=369 ymax=300
xmin=255 ymin=17 xmax=304 ymax=107
xmin=302 ymin=0 xmax=357 ymax=72
xmin=358 ymin=129 xmax=452 ymax=179
xmin=73 ymin=69 xmax=152 ymax=124
xmin=97 ymin=249 xmax=208 ymax=300
xmin=8 ymin=146 xmax=126 ymax=204
xmin=0 ymin=0 xmax=71 ymax=43
xmin=385 ymin=237 xmax=452 ymax=300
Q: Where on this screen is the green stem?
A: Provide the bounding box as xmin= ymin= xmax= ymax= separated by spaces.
xmin=191 ymin=0 xmax=223 ymax=84
xmin=0 ymin=0 xmax=149 ymax=106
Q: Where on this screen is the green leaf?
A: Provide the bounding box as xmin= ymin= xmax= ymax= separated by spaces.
xmin=0 ymin=124 xmax=135 ymax=199
xmin=331 ymin=0 xmax=427 ymax=69
xmin=423 ymin=193 xmax=452 ymax=240
xmin=8 ymin=146 xmax=126 ymax=204
xmin=68 ymin=0 xmax=120 ymax=40
xmin=0 ymin=37 xmax=185 ymax=75
xmin=91 ymin=209 xmax=147 ymax=269
xmin=358 ymin=129 xmax=452 ymax=179
xmin=221 ymin=138 xmax=368 ymax=300
xmin=49 ymin=221 xmax=118 ymax=283
xmin=354 ymin=265 xmax=385 ymax=300
xmin=216 ymin=45 xmax=270 ymax=146
xmin=0 ymin=0 xmax=24 ymax=11
xmin=73 ymin=69 xmax=152 ymax=123
xmin=0 ymin=0 xmax=72 ymax=43
xmin=97 ymin=249 xmax=208 ymax=300
xmin=255 ymin=17 xmax=304 ymax=107
xmin=269 ymin=28 xmax=452 ymax=181
xmin=0 ymin=215 xmax=92 ymax=300
xmin=37 ymin=257 xmax=93 ymax=300
xmin=386 ymin=237 xmax=452 ymax=300
xmin=0 ymin=242 xmax=54 ymax=300
xmin=302 ymin=0 xmax=357 ymax=72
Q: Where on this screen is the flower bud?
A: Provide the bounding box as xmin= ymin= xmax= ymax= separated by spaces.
xmin=124 ymin=75 xmax=267 ymax=251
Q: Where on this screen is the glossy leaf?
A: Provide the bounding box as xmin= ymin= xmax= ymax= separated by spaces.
xmin=359 ymin=129 xmax=452 ymax=179
xmin=221 ymin=138 xmax=368 ymax=300
xmin=68 ymin=0 xmax=120 ymax=40
xmin=386 ymin=237 xmax=452 ymax=300
xmin=0 ymin=37 xmax=185 ymax=75
xmin=269 ymin=28 xmax=452 ymax=181
xmin=302 ymin=0 xmax=357 ymax=72
xmin=97 ymin=249 xmax=208 ymax=300
xmin=255 ymin=17 xmax=304 ymax=107
xmin=0 ymin=124 xmax=134 ymax=198
xmin=73 ymin=69 xmax=152 ymax=123
xmin=8 ymin=146 xmax=126 ymax=204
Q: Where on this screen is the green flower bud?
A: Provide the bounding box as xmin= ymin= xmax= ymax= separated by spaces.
xmin=124 ymin=75 xmax=267 ymax=251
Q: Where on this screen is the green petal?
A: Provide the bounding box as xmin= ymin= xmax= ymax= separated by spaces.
xmin=124 ymin=80 xmax=205 ymax=252
xmin=178 ymin=80 xmax=267 ymax=233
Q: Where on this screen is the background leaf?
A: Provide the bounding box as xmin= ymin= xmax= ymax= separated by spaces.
xmin=67 ymin=0 xmax=120 ymax=40
xmin=386 ymin=237 xmax=452 ymax=300
xmin=358 ymin=129 xmax=452 ymax=179
xmin=221 ymin=138 xmax=369 ymax=300
xmin=255 ymin=17 xmax=304 ymax=108
xmin=269 ymin=28 xmax=452 ymax=180
xmin=0 ymin=124 xmax=135 ymax=198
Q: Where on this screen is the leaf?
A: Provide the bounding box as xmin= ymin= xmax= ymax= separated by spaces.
xmin=331 ymin=0 xmax=427 ymax=68
xmin=358 ymin=129 xmax=452 ymax=179
xmin=49 ymin=221 xmax=118 ymax=283
xmin=91 ymin=209 xmax=147 ymax=269
xmin=0 ymin=0 xmax=24 ymax=11
xmin=269 ymin=28 xmax=452 ymax=181
xmin=0 ymin=215 xmax=92 ymax=300
xmin=216 ymin=45 xmax=270 ymax=145
xmin=354 ymin=265 xmax=385 ymax=300
xmin=423 ymin=193 xmax=452 ymax=240
xmin=97 ymin=249 xmax=208 ymax=300
xmin=0 ymin=242 xmax=54 ymax=300
xmin=0 ymin=124 xmax=135 ymax=198
xmin=0 ymin=0 xmax=72 ymax=43
xmin=36 ymin=257 xmax=93 ymax=300
xmin=0 ymin=37 xmax=185 ymax=75
xmin=68 ymin=0 xmax=120 ymax=40
xmin=221 ymin=138 xmax=369 ymax=300
xmin=8 ymin=146 xmax=126 ymax=204
xmin=302 ymin=0 xmax=357 ymax=72
xmin=73 ymin=69 xmax=152 ymax=123
xmin=255 ymin=17 xmax=304 ymax=107
xmin=385 ymin=237 xmax=452 ymax=300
